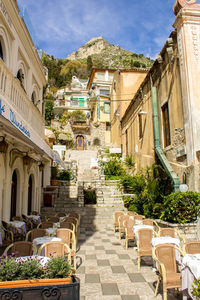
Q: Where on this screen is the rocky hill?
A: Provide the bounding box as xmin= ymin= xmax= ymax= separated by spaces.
xmin=66 ymin=36 xmax=153 ymax=69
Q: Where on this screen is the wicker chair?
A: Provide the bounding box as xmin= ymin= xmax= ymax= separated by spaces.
xmin=143 ymin=219 xmax=154 ymax=226
xmin=37 ymin=221 xmax=54 ymax=229
xmin=30 ymin=211 xmax=39 ymax=215
xmin=68 ymin=213 xmax=80 ymax=225
xmin=124 ymin=217 xmax=135 ymax=250
xmin=64 ymin=217 xmax=79 ymax=238
xmin=26 ymin=228 xmax=48 ymax=242
xmin=158 ymin=228 xmax=185 ymax=245
xmin=38 ymin=241 xmax=71 ymax=264
xmin=4 ymin=241 xmax=35 ymax=257
xmin=118 ymin=214 xmax=129 ymax=239
xmin=12 ymin=216 xmax=22 ymax=221
xmin=2 ymin=221 xmax=24 ymax=242
xmin=137 ymin=228 xmax=154 ymax=270
xmin=1 ymin=221 xmax=14 ymax=244
xmin=153 ymin=244 xmax=183 ymax=300
xmin=113 ymin=211 xmax=124 ymax=233
xmin=47 ymin=216 xmax=60 ymax=223
xmin=184 ymin=241 xmax=200 ymax=254
xmin=56 ymin=212 xmax=67 ymax=217
xmin=60 ymin=222 xmax=76 ymax=233
xmin=56 ymin=228 xmax=76 ymax=270
xmin=127 ymin=211 xmax=138 ymax=217
xmin=22 ymin=214 xmax=33 ymax=231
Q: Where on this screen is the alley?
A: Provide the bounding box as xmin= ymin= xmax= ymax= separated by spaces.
xmin=76 ymin=220 xmax=181 ymax=300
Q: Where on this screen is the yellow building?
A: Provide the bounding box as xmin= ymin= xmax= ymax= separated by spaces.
xmin=110 ymin=69 xmax=148 ymax=148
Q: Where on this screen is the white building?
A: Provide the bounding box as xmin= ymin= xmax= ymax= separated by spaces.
xmin=0 ymin=0 xmax=60 ymax=221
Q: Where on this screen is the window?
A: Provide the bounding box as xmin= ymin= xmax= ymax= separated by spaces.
xmin=0 ymin=42 xmax=3 ymax=60
xmin=70 ymin=97 xmax=78 ymax=106
xmin=108 ymin=74 xmax=114 ymax=81
xmin=138 ymin=114 xmax=143 ymax=139
xmin=106 ymin=122 xmax=111 ymax=131
xmin=96 ymin=72 xmax=105 ymax=80
xmin=100 ymin=89 xmax=109 ymax=96
xmin=93 ymin=138 xmax=100 ymax=146
xmin=104 ymin=102 xmax=110 ymax=114
xmin=162 ymin=102 xmax=171 ymax=147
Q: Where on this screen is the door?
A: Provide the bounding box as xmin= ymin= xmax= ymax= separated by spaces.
xmin=76 ymin=136 xmax=84 ymax=150
xmin=10 ymin=170 xmax=17 ymax=220
xmin=28 ymin=175 xmax=33 ymax=215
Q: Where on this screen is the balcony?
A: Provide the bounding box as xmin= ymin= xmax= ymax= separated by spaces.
xmin=71 ymin=119 xmax=90 ymax=132
xmin=0 ymin=59 xmax=44 ymax=142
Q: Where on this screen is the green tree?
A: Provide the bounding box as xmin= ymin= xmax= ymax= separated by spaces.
xmin=45 ymin=100 xmax=54 ymax=126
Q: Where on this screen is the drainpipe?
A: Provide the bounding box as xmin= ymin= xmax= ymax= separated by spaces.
xmin=151 ymin=86 xmax=180 ymax=192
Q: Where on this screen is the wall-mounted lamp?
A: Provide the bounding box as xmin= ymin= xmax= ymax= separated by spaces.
xmin=0 ymin=137 xmax=8 ymax=153
xmin=39 ymin=162 xmax=44 ymax=172
xmin=138 ymin=111 xmax=147 ymax=115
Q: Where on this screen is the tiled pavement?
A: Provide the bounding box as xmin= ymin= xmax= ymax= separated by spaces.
xmin=76 ymin=225 xmax=182 ymax=300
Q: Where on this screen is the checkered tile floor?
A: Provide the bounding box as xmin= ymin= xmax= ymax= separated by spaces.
xmin=76 ymin=225 xmax=182 ymax=300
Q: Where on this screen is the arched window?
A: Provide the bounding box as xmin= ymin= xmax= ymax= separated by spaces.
xmin=0 ymin=41 xmax=3 ymax=60
xmin=17 ymin=69 xmax=24 ymax=88
xmin=31 ymin=91 xmax=36 ymax=104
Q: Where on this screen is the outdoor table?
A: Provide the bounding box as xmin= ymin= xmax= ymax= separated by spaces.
xmin=182 ymin=254 xmax=200 ymax=300
xmin=27 ymin=215 xmax=41 ymax=224
xmin=9 ymin=221 xmax=26 ymax=236
xmin=16 ymin=255 xmax=50 ymax=266
xmin=46 ymin=227 xmax=57 ymax=236
xmin=33 ymin=236 xmax=62 ymax=255
xmin=133 ymin=224 xmax=153 ymax=240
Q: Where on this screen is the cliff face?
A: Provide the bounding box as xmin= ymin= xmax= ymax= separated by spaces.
xmin=66 ymin=37 xmax=153 ymax=69
xmin=67 ymin=37 xmax=110 ymax=60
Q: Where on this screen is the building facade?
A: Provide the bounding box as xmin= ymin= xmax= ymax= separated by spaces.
xmin=0 ymin=0 xmax=55 ymax=221
xmin=116 ymin=0 xmax=200 ymax=192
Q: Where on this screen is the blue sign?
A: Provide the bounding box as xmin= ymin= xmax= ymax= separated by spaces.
xmin=9 ymin=109 xmax=30 ymax=138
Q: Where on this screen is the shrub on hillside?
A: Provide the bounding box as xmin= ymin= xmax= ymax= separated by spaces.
xmin=160 ymin=192 xmax=200 ymax=224
xmin=103 ymin=157 xmax=125 ymax=178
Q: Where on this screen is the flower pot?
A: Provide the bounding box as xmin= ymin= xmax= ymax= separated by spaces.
xmin=0 ymin=277 xmax=71 ymax=288
xmin=50 ymin=179 xmax=59 ymax=186
xmin=0 ymin=275 xmax=80 ymax=300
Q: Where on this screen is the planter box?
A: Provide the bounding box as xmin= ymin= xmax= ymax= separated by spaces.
xmin=0 ymin=275 xmax=80 ymax=300
xmin=155 ymin=219 xmax=198 ymax=241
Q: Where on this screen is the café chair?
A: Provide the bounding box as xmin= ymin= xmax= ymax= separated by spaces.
xmin=2 ymin=220 xmax=24 ymax=241
xmin=184 ymin=241 xmax=200 ymax=255
xmin=22 ymin=214 xmax=33 ymax=231
xmin=47 ymin=216 xmax=60 ymax=223
xmin=113 ymin=211 xmax=124 ymax=233
xmin=56 ymin=212 xmax=67 ymax=218
xmin=38 ymin=241 xmax=71 ymax=264
xmin=26 ymin=228 xmax=48 ymax=242
xmin=124 ymin=217 xmax=135 ymax=250
xmin=153 ymin=243 xmax=184 ymax=300
xmin=37 ymin=221 xmax=54 ymax=229
xmin=1 ymin=221 xmax=14 ymax=244
xmin=137 ymin=228 xmax=155 ymax=270
xmin=4 ymin=241 xmax=36 ymax=257
xmin=118 ymin=214 xmax=129 ymax=239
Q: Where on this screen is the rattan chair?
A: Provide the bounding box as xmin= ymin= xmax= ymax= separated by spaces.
xmin=56 ymin=212 xmax=68 ymax=217
xmin=127 ymin=211 xmax=138 ymax=217
xmin=64 ymin=217 xmax=79 ymax=238
xmin=118 ymin=214 xmax=129 ymax=239
xmin=158 ymin=228 xmax=185 ymax=245
xmin=184 ymin=241 xmax=200 ymax=254
xmin=4 ymin=241 xmax=36 ymax=257
xmin=68 ymin=213 xmax=80 ymax=225
xmin=2 ymin=220 xmax=24 ymax=241
xmin=37 ymin=221 xmax=54 ymax=229
xmin=38 ymin=241 xmax=71 ymax=264
xmin=153 ymin=243 xmax=183 ymax=300
xmin=1 ymin=221 xmax=14 ymax=244
xmin=60 ymin=222 xmax=76 ymax=233
xmin=56 ymin=228 xmax=76 ymax=270
xmin=26 ymin=228 xmax=48 ymax=242
xmin=137 ymin=228 xmax=154 ymax=270
xmin=12 ymin=216 xmax=23 ymax=221
xmin=113 ymin=211 xmax=124 ymax=233
xmin=22 ymin=214 xmax=33 ymax=231
xmin=47 ymin=216 xmax=60 ymax=223
xmin=124 ymin=217 xmax=135 ymax=250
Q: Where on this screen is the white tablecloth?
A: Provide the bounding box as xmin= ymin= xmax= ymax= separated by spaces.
xmin=33 ymin=236 xmax=62 ymax=255
xmin=9 ymin=221 xmax=26 ymax=235
xmin=182 ymin=254 xmax=200 ymax=300
xmin=152 ymin=236 xmax=181 ymax=264
xmin=46 ymin=227 xmax=56 ymax=236
xmin=133 ymin=225 xmax=153 ymax=240
xmin=27 ymin=215 xmax=41 ymax=224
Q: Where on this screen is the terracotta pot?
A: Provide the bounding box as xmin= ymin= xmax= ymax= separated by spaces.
xmin=50 ymin=179 xmax=59 ymax=186
xmin=0 ymin=277 xmax=71 ymax=288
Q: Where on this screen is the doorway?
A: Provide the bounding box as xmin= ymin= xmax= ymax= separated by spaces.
xmin=28 ymin=175 xmax=33 ymax=215
xmin=76 ymin=135 xmax=84 ymax=150
xmin=10 ymin=170 xmax=17 ymax=220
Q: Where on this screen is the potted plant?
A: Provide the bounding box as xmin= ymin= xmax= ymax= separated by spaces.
xmin=0 ymin=255 xmax=80 ymax=299
xmin=50 ymin=165 xmax=59 ymax=186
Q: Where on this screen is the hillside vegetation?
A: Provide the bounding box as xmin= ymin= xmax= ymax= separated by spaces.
xmin=42 ymin=37 xmax=153 ymax=89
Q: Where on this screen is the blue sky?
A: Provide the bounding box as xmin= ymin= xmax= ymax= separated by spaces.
xmin=17 ymin=0 xmax=175 ymax=59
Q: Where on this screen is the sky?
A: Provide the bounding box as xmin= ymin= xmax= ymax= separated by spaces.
xmin=17 ymin=0 xmax=175 ymax=59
